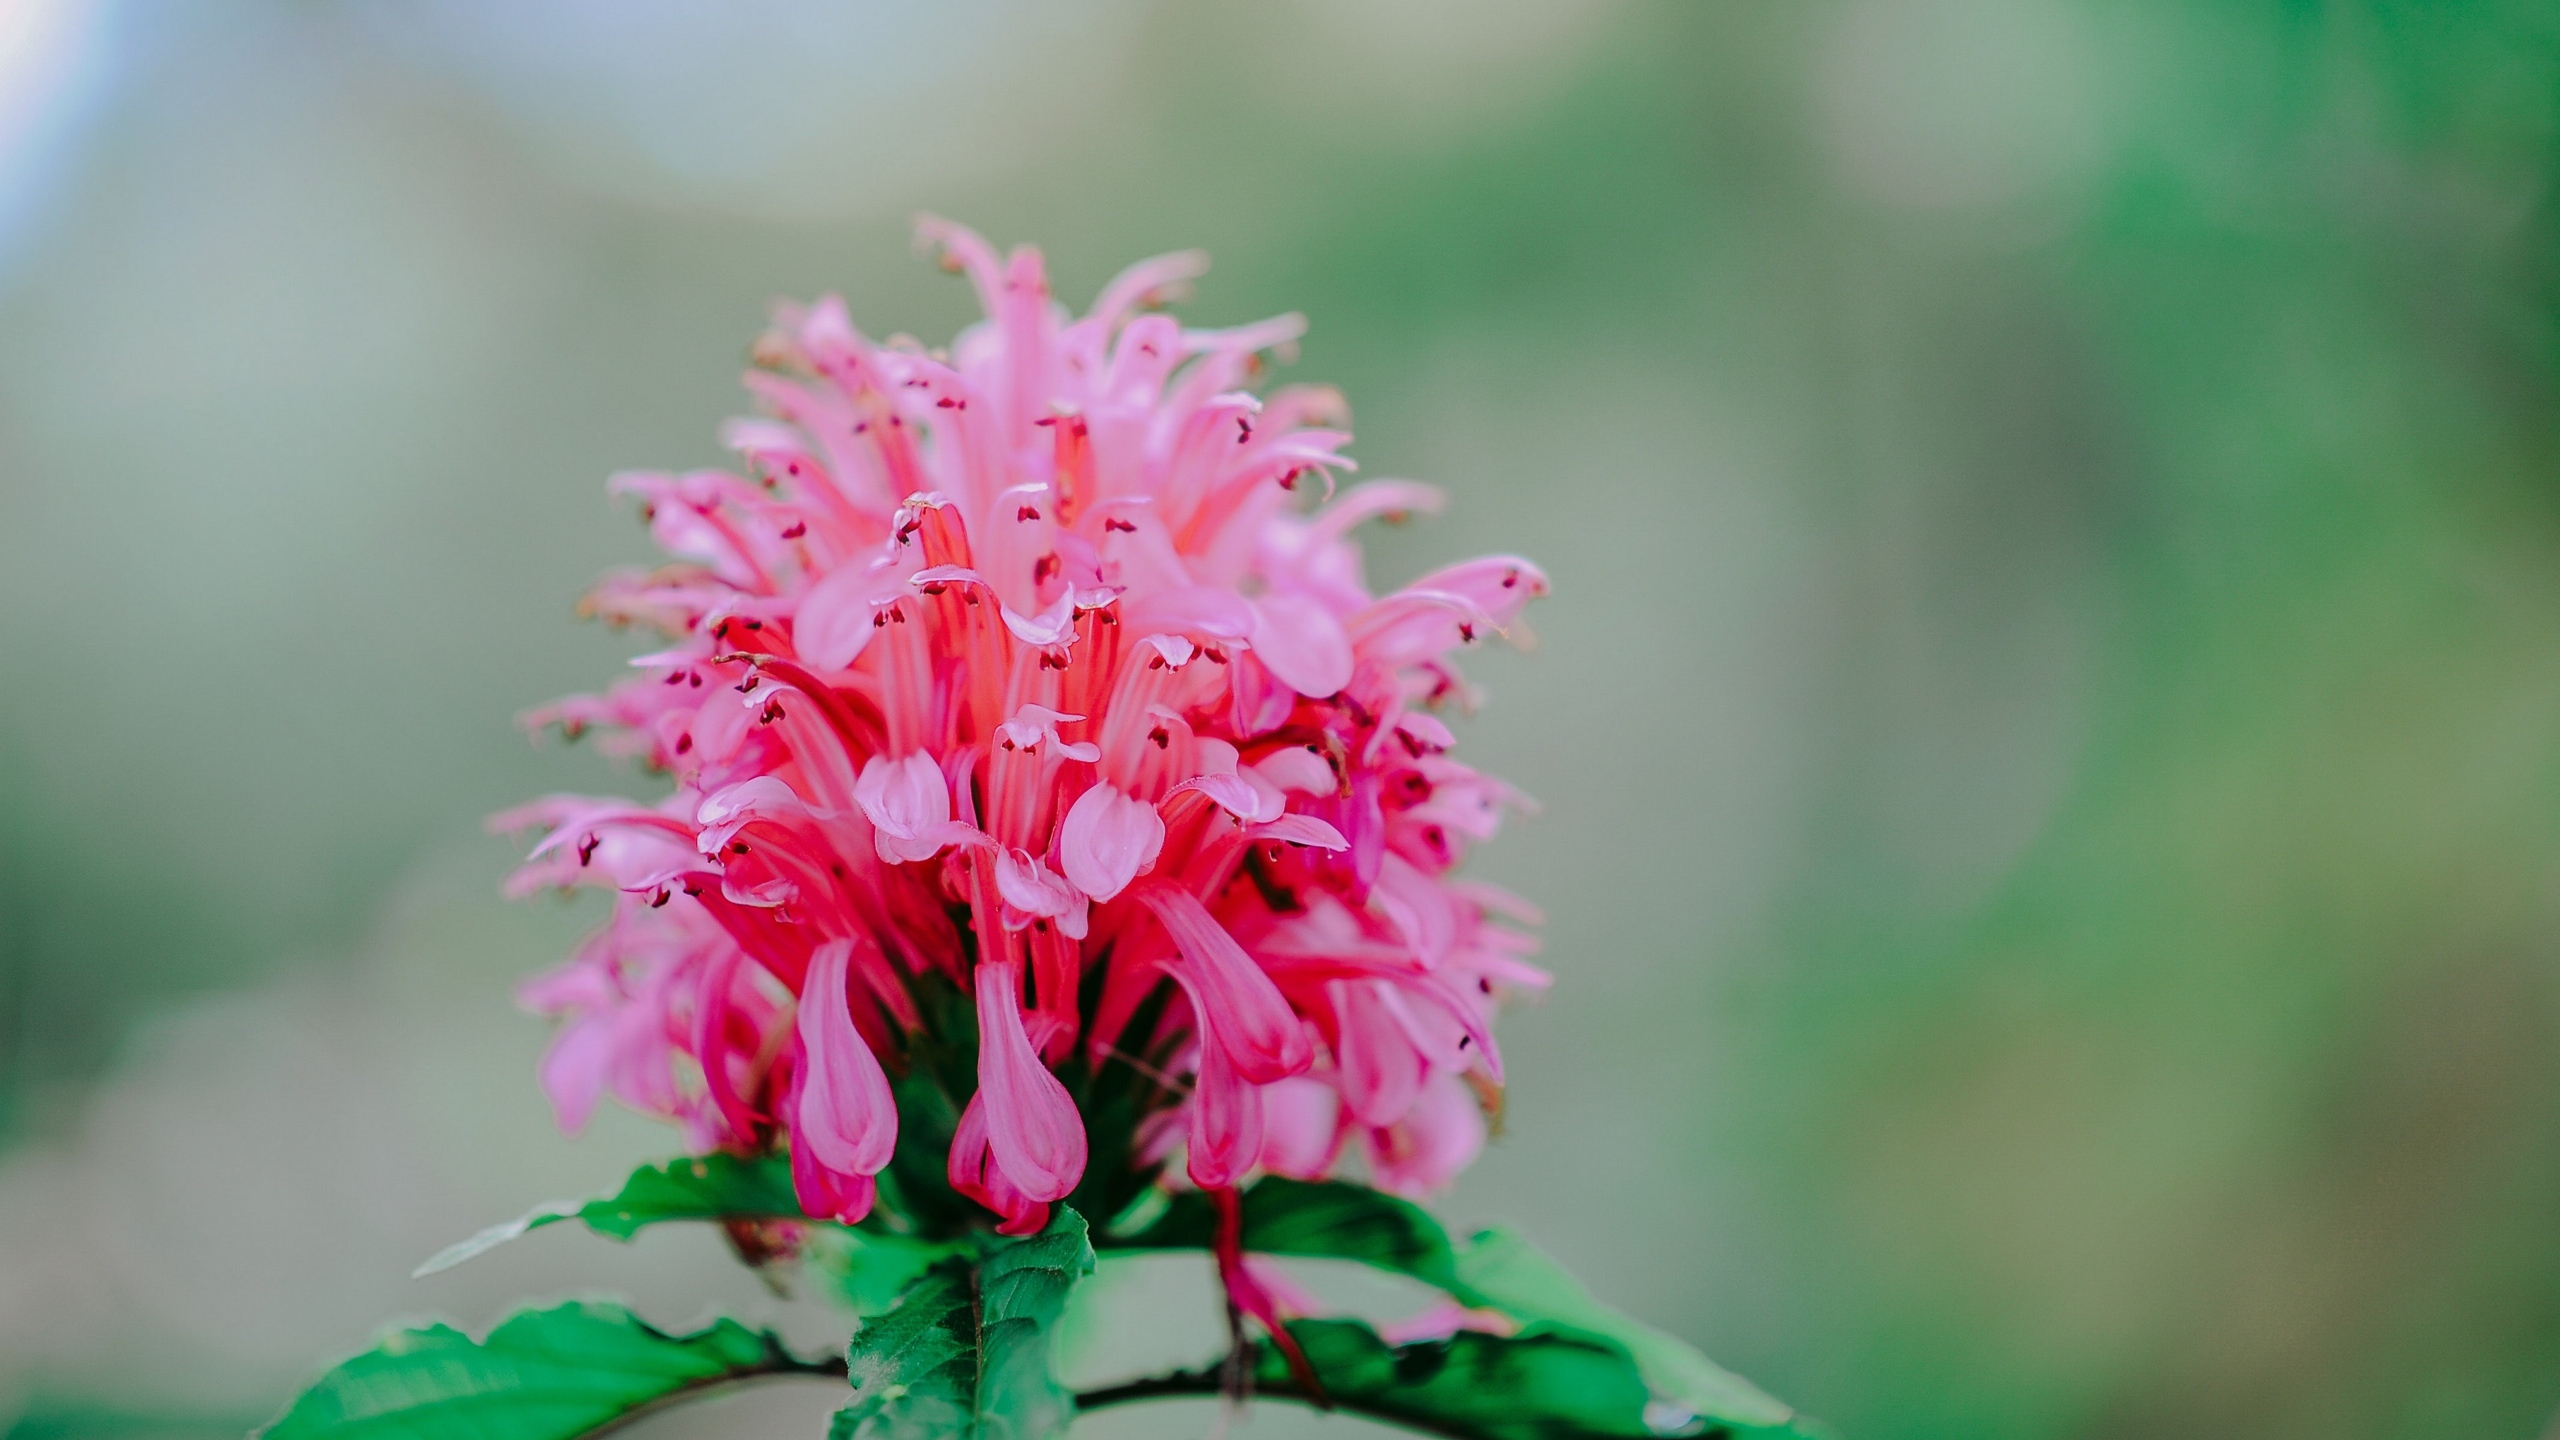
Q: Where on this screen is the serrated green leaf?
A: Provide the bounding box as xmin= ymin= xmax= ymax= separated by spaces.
xmin=833 ymin=1208 xmax=1096 ymax=1440
xmin=257 ymin=1300 xmax=831 ymax=1440
xmin=1100 ymin=1179 xmax=1798 ymax=1434
xmin=833 ymin=1262 xmax=980 ymax=1440
xmin=973 ymin=1209 xmax=1095 ymax=1440
xmin=413 ymin=1153 xmax=799 ymax=1276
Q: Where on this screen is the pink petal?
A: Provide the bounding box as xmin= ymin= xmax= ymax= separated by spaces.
xmin=1186 ymin=1038 xmax=1263 ymax=1190
xmin=791 ymin=1116 xmax=879 ymax=1225
xmin=1248 ymin=592 xmax=1355 ymax=698
xmin=1136 ymin=881 xmax=1312 ymax=1084
xmin=995 ymin=848 xmax=1085 ymax=922
xmin=794 ymin=557 xmax=902 ymax=671
xmin=856 ymin=752 xmax=958 ymax=861
xmin=535 ymin=1016 xmax=615 ymax=1136
xmin=1249 ymin=814 xmax=1349 ymax=850
xmin=1362 ymin=1070 xmax=1484 ymax=1198
xmin=948 ymin=1093 xmax=1053 ymax=1236
xmin=1172 ymin=769 xmax=1264 ymax=820
xmin=1058 ymin=784 xmax=1165 ymax=901
xmin=1126 ymin=584 xmax=1256 ymax=642
xmin=1253 ymin=746 xmax=1338 ymax=797
xmin=1331 ymin=979 xmax=1425 ymax=1127
xmin=974 ymin=959 xmax=1087 ymax=1201
xmin=793 ymin=940 xmax=898 ymax=1176
xmin=1255 ymin=1074 xmax=1346 ymax=1180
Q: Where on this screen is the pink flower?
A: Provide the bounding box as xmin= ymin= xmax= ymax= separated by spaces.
xmin=503 ymin=219 xmax=1548 ymax=1231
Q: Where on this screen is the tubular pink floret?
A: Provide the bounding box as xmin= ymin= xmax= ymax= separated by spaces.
xmin=504 ymin=221 xmax=1547 ymax=1227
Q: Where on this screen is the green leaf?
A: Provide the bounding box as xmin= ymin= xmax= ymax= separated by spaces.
xmin=413 ymin=1153 xmax=799 ymax=1276
xmin=1265 ymin=1319 xmax=1656 ymax=1440
xmin=804 ymin=1225 xmax=981 ymax=1318
xmin=1100 ymin=1180 xmax=1798 ymax=1434
xmin=832 ymin=1261 xmax=980 ymax=1440
xmin=832 ymin=1208 xmax=1097 ymax=1440
xmin=1103 ymin=1177 xmax=1460 ymax=1288
xmin=257 ymin=1300 xmax=834 ymax=1440
xmin=1451 ymin=1229 xmax=1796 ymax=1433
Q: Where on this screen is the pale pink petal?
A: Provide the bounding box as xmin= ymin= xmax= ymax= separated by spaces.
xmin=1137 ymin=881 xmax=1312 ymax=1084
xmin=793 ymin=941 xmax=898 ymax=1175
xmin=794 ymin=556 xmax=903 ymax=671
xmin=974 ymin=959 xmax=1087 ymax=1201
xmin=1185 ymin=1038 xmax=1263 ymax=1190
xmin=1249 ymin=814 xmax=1349 ymax=850
xmin=1058 ymin=783 xmax=1165 ymax=901
xmin=1249 ymin=592 xmax=1355 ymax=698
xmin=1255 ymin=1074 xmax=1345 ymax=1180
xmin=1331 ymin=979 xmax=1425 ymax=1127
xmin=1362 ymin=1069 xmax=1484 ymax=1197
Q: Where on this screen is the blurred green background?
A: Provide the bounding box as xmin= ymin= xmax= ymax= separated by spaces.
xmin=6 ymin=2 xmax=2560 ymax=1438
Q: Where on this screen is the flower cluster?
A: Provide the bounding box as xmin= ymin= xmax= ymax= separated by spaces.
xmin=502 ymin=221 xmax=1548 ymax=1239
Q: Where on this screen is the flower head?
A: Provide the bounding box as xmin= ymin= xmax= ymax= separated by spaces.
xmin=502 ymin=220 xmax=1548 ymax=1234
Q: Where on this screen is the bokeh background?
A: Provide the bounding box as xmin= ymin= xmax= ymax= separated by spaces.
xmin=6 ymin=3 xmax=2560 ymax=1438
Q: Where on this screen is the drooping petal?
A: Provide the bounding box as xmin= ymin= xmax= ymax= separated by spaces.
xmin=973 ymin=958 xmax=1087 ymax=1201
xmin=948 ymin=1093 xmax=1053 ymax=1236
xmin=793 ymin=940 xmax=897 ymax=1176
xmin=1186 ymin=1036 xmax=1263 ymax=1190
xmin=1136 ymin=881 xmax=1312 ymax=1084
xmin=791 ymin=1106 xmax=879 ymax=1225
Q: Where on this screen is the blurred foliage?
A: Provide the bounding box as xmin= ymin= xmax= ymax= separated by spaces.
xmin=5 ymin=3 xmax=2560 ymax=1439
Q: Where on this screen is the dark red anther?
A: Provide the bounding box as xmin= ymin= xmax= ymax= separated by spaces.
xmin=1458 ymin=623 xmax=1477 ymax=643
xmin=1017 ymin=505 xmax=1041 ymax=522
xmin=741 ymin=618 xmax=762 ymax=631
xmin=1501 ymin=569 xmax=1519 ymax=588
xmin=674 ymin=733 xmax=693 ymax=755
xmin=649 ymin=889 xmax=671 ymax=908
xmin=1203 ymin=646 xmax=1227 ymax=664
xmin=1105 ymin=517 xmax=1137 ymax=533
xmin=1032 ymin=553 xmax=1061 ymax=585
xmin=577 ymin=834 xmax=601 ymax=866
xmin=731 ymin=842 xmax=752 ymax=855
xmin=1149 ymin=727 xmax=1170 ymax=749
xmin=761 ymin=700 xmax=784 ymax=724
xmin=781 ymin=521 xmax=807 ymax=540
